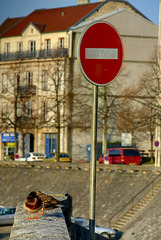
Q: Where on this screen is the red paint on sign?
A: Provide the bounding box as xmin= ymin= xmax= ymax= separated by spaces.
xmin=154 ymin=141 xmax=159 ymax=147
xmin=78 ymin=21 xmax=123 ymax=86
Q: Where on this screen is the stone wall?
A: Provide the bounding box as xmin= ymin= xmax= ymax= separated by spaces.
xmin=1 ymin=162 xmax=161 ymax=239
xmin=10 ymin=203 xmax=70 ymax=240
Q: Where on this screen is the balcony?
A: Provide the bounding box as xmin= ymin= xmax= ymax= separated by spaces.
xmin=17 ymin=116 xmax=35 ymax=127
xmin=15 ymin=85 xmax=36 ymax=96
xmin=0 ymin=48 xmax=68 ymax=61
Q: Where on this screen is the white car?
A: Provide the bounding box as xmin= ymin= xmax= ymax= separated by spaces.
xmin=19 ymin=152 xmax=46 ymax=161
xmin=0 ymin=207 xmax=16 ymax=225
xmin=71 ymin=217 xmax=117 ymax=239
xmin=0 ymin=206 xmax=4 ymax=212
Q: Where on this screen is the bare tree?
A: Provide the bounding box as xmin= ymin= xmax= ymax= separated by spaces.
xmin=38 ymin=58 xmax=70 ymax=161
xmin=68 ymin=72 xmax=124 ymax=158
xmin=98 ymin=81 xmax=123 ymax=156
xmin=116 ymin=60 xmax=160 ymax=160
xmin=0 ymin=63 xmax=37 ymax=159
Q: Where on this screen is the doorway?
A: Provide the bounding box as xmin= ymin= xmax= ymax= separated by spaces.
xmin=23 ymin=133 xmax=34 ymax=155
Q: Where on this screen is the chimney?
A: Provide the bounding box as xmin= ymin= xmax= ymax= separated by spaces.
xmin=78 ymin=0 xmax=90 ymax=4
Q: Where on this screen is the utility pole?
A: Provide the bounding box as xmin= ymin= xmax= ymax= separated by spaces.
xmin=155 ymin=0 xmax=161 ymax=167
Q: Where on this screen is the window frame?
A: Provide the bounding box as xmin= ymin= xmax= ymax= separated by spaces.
xmin=17 ymin=42 xmax=23 ymax=52
xmin=59 ymin=38 xmax=64 ymax=48
xmin=26 ymin=101 xmax=32 ymax=118
xmin=26 ymin=72 xmax=33 ymax=88
xmin=5 ymin=43 xmax=10 ymax=54
xmin=42 ymin=71 xmax=48 ymax=90
xmin=29 ymin=40 xmax=36 ymax=53
xmin=2 ymin=74 xmax=8 ymax=93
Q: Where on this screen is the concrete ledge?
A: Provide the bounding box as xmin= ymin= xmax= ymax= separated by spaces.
xmin=1 ymin=161 xmax=161 ymax=175
xmin=10 ymin=202 xmax=70 ymax=240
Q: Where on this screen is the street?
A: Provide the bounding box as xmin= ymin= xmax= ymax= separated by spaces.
xmin=0 ymin=225 xmax=12 ymax=240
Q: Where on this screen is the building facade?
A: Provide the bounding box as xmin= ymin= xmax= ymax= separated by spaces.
xmin=0 ymin=0 xmax=158 ymax=161
xmin=69 ymin=7 xmax=158 ymax=160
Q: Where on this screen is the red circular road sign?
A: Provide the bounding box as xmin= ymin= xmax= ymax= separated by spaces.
xmin=154 ymin=141 xmax=159 ymax=147
xmin=15 ymin=154 xmax=20 ymax=159
xmin=77 ymin=21 xmax=123 ymax=86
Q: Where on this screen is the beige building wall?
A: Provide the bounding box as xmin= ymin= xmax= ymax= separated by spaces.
xmin=0 ymin=1 xmax=159 ymax=161
xmin=69 ymin=8 xmax=158 ymax=159
xmin=0 ymin=25 xmax=68 ymax=53
xmin=0 ymin=55 xmax=68 ymax=160
xmin=78 ymin=0 xmax=90 ymax=4
xmin=84 ymin=1 xmax=139 ymax=22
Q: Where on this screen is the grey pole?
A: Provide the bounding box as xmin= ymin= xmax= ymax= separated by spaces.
xmin=89 ymin=85 xmax=98 ymax=240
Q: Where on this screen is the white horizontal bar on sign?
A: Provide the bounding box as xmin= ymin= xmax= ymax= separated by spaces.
xmin=85 ymin=48 xmax=118 ymax=59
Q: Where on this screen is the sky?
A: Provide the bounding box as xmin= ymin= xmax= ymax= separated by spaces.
xmin=0 ymin=0 xmax=160 ymax=26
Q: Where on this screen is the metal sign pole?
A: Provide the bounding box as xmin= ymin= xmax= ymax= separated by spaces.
xmin=77 ymin=21 xmax=123 ymax=240
xmin=89 ymin=85 xmax=98 ymax=240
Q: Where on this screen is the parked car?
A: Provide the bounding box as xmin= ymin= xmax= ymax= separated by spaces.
xmin=44 ymin=153 xmax=72 ymax=162
xmin=98 ymin=155 xmax=104 ymax=164
xmin=104 ymin=148 xmax=142 ymax=165
xmin=71 ymin=217 xmax=117 ymax=239
xmin=0 ymin=207 xmax=16 ymax=225
xmin=19 ymin=152 xmax=46 ymax=161
xmin=0 ymin=206 xmax=4 ymax=212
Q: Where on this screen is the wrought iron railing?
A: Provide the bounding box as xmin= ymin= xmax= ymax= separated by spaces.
xmin=15 ymin=85 xmax=36 ymax=96
xmin=0 ymin=48 xmax=68 ymax=61
xmin=17 ymin=116 xmax=35 ymax=126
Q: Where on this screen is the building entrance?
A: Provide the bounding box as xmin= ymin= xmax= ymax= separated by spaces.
xmin=45 ymin=133 xmax=57 ymax=155
xmin=23 ymin=133 xmax=34 ymax=155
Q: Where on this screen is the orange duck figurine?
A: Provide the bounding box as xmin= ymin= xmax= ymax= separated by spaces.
xmin=36 ymin=191 xmax=62 ymax=215
xmin=23 ymin=191 xmax=43 ymax=220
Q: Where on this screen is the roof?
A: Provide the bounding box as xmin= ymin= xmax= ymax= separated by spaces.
xmin=1 ymin=3 xmax=101 ymax=38
xmin=0 ymin=17 xmax=24 ymax=36
xmin=0 ymin=0 xmax=150 ymax=38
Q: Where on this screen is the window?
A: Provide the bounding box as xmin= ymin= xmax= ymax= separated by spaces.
xmin=27 ymin=72 xmax=33 ymax=88
xmin=55 ymin=69 xmax=64 ymax=90
xmin=109 ymin=150 xmax=121 ymax=156
xmin=18 ymin=42 xmax=23 ymax=52
xmin=29 ymin=41 xmax=36 ymax=53
xmin=5 ymin=43 xmax=10 ymax=54
xmin=45 ymin=39 xmax=51 ymax=50
xmin=42 ymin=71 xmax=48 ymax=90
xmin=123 ymin=149 xmax=140 ymax=157
xmin=2 ymin=74 xmax=8 ymax=93
xmin=41 ymin=102 xmax=47 ymax=122
xmin=59 ymin=38 xmax=64 ymax=48
xmin=26 ymin=101 xmax=32 ymax=117
xmin=45 ymin=39 xmax=51 ymax=54
xmin=1 ymin=103 xmax=8 ymax=120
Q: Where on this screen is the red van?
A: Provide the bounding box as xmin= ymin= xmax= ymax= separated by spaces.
xmin=104 ymin=148 xmax=142 ymax=165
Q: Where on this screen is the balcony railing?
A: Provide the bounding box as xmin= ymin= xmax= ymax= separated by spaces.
xmin=17 ymin=116 xmax=35 ymax=126
xmin=0 ymin=48 xmax=68 ymax=61
xmin=15 ymin=85 xmax=36 ymax=96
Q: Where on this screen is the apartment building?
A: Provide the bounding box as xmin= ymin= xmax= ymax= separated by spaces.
xmin=0 ymin=0 xmax=158 ymax=161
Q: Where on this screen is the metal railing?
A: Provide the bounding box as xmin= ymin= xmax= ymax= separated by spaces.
xmin=0 ymin=48 xmax=68 ymax=61
xmin=17 ymin=116 xmax=35 ymax=126
xmin=109 ymin=173 xmax=161 ymax=228
xmin=16 ymin=85 xmax=36 ymax=96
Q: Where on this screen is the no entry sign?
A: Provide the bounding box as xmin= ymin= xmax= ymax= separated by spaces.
xmin=77 ymin=21 xmax=123 ymax=86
